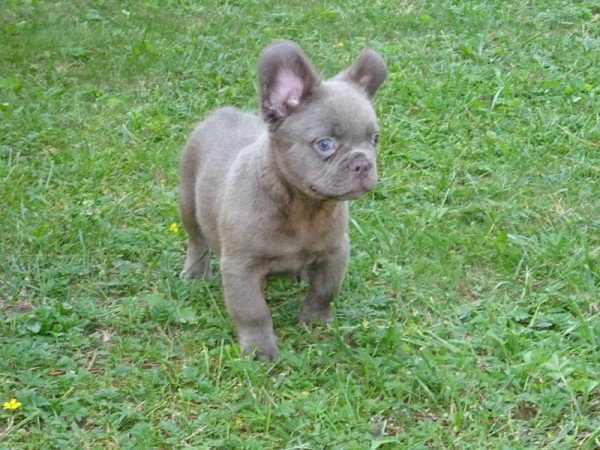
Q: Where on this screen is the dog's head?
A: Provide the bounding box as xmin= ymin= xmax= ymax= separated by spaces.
xmin=258 ymin=41 xmax=387 ymax=201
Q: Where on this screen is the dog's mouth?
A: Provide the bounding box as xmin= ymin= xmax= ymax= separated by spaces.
xmin=307 ymin=174 xmax=377 ymax=200
xmin=308 ymin=184 xmax=371 ymax=201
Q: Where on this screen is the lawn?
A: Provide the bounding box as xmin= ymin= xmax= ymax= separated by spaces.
xmin=1 ymin=0 xmax=599 ymax=448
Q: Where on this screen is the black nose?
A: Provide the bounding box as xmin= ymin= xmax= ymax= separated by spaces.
xmin=350 ymin=159 xmax=372 ymax=177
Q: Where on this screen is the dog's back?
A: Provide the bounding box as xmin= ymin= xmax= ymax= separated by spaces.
xmin=181 ymin=107 xmax=264 ymax=175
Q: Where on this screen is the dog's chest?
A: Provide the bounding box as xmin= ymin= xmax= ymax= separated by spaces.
xmin=261 ymin=207 xmax=345 ymax=271
xmin=262 ymin=237 xmax=334 ymax=274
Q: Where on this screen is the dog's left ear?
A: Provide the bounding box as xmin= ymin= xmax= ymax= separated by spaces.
xmin=258 ymin=41 xmax=320 ymax=124
xmin=335 ymin=48 xmax=388 ymax=98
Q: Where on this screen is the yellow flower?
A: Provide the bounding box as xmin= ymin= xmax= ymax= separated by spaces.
xmin=337 ymin=42 xmax=345 ymax=48
xmin=3 ymin=399 xmax=22 ymax=410
xmin=168 ymin=223 xmax=179 ymax=233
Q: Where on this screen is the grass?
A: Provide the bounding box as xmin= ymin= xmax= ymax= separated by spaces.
xmin=1 ymin=0 xmax=599 ymax=447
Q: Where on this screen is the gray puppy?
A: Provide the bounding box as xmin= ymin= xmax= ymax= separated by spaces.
xmin=179 ymin=41 xmax=387 ymax=360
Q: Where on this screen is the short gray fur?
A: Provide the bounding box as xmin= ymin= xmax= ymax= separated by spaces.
xmin=179 ymin=41 xmax=387 ymax=360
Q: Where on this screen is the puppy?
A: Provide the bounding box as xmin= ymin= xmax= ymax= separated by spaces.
xmin=179 ymin=41 xmax=387 ymax=360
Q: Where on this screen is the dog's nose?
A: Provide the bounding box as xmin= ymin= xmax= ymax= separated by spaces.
xmin=350 ymin=158 xmax=372 ymax=177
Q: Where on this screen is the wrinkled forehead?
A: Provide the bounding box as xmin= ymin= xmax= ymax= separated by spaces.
xmin=280 ymin=81 xmax=379 ymax=140
xmin=316 ymin=81 xmax=378 ymax=133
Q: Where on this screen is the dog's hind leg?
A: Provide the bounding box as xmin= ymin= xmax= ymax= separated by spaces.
xmin=181 ymin=231 xmax=212 ymax=280
xmin=179 ymin=148 xmax=213 ymax=281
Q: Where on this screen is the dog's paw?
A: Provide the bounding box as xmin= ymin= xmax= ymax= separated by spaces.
xmin=240 ymin=334 xmax=279 ymax=361
xmin=287 ymin=269 xmax=308 ymax=284
xmin=299 ymin=304 xmax=333 ymax=326
xmin=180 ymin=265 xmax=213 ymax=281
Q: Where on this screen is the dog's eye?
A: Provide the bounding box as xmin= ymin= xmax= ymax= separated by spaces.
xmin=371 ymin=134 xmax=380 ymax=146
xmin=315 ymin=138 xmax=335 ymax=153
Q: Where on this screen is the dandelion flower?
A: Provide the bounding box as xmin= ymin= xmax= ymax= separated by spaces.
xmin=169 ymin=223 xmax=179 ymax=233
xmin=3 ymin=399 xmax=22 ymax=410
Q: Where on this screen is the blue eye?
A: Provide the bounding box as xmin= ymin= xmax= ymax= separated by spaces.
xmin=316 ymin=138 xmax=334 ymax=152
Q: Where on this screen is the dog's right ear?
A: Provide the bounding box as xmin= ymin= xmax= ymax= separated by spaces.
xmin=258 ymin=41 xmax=320 ymax=124
xmin=335 ymin=48 xmax=387 ymax=98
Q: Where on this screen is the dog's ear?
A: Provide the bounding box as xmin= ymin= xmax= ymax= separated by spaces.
xmin=335 ymin=48 xmax=387 ymax=98
xmin=258 ymin=41 xmax=320 ymax=124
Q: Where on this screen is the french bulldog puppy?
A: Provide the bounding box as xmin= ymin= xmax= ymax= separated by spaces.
xmin=179 ymin=41 xmax=387 ymax=360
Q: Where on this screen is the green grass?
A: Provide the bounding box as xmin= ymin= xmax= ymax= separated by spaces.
xmin=1 ymin=0 xmax=599 ymax=447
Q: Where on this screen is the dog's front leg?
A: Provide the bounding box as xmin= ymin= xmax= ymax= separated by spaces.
xmin=220 ymin=256 xmax=279 ymax=361
xmin=299 ymin=238 xmax=350 ymax=325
